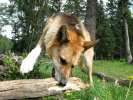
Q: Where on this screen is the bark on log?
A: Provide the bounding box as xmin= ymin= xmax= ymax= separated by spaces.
xmin=0 ymin=77 xmax=89 ymax=100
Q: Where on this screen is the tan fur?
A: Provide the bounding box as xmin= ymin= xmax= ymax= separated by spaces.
xmin=39 ymin=13 xmax=96 ymax=85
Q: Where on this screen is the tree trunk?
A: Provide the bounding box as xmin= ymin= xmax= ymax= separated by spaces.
xmin=124 ymin=17 xmax=132 ymax=63
xmin=0 ymin=77 xmax=89 ymax=100
xmin=85 ymin=0 xmax=97 ymax=40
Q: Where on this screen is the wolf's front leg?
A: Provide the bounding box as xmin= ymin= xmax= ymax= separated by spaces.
xmin=83 ymin=48 xmax=94 ymax=86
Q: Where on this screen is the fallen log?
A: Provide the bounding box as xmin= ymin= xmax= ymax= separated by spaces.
xmin=0 ymin=77 xmax=89 ymax=100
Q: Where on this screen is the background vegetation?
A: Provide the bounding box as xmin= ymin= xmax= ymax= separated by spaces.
xmin=0 ymin=35 xmax=13 ymax=53
xmin=0 ymin=0 xmax=133 ymax=61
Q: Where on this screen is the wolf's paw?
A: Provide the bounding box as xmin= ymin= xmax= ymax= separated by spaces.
xmin=20 ymin=58 xmax=33 ymax=74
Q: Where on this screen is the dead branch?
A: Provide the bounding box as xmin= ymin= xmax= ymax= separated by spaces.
xmin=93 ymin=72 xmax=133 ymax=87
xmin=80 ymin=67 xmax=132 ymax=87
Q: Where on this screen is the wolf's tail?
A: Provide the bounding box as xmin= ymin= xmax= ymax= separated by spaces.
xmin=20 ymin=39 xmax=42 ymax=74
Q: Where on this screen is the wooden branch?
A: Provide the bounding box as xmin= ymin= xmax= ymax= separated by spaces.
xmin=93 ymin=72 xmax=133 ymax=87
xmin=80 ymin=67 xmax=132 ymax=87
xmin=0 ymin=77 xmax=89 ymax=100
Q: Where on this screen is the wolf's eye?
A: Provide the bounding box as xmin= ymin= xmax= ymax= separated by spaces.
xmin=60 ymin=57 xmax=67 ymax=65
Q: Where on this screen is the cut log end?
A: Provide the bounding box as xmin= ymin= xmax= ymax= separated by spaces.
xmin=0 ymin=77 xmax=89 ymax=100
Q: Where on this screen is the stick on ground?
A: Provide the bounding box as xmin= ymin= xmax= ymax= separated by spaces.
xmin=93 ymin=72 xmax=133 ymax=87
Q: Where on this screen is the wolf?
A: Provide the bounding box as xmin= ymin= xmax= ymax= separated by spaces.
xmin=20 ymin=13 xmax=98 ymax=86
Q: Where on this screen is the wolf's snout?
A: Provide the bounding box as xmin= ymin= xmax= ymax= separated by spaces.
xmin=59 ymin=79 xmax=67 ymax=86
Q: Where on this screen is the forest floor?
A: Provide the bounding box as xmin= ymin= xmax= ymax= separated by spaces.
xmin=35 ymin=59 xmax=133 ymax=100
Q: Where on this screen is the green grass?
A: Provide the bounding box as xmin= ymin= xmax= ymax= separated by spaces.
xmin=35 ymin=59 xmax=133 ymax=100
xmin=94 ymin=60 xmax=133 ymax=79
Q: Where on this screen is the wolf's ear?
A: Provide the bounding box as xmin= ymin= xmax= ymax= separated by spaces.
xmin=83 ymin=39 xmax=99 ymax=51
xmin=57 ymin=25 xmax=69 ymax=43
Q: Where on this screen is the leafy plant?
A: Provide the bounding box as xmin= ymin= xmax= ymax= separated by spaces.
xmin=3 ymin=54 xmax=18 ymax=80
xmin=1 ymin=53 xmax=49 ymax=80
xmin=0 ymin=35 xmax=13 ymax=53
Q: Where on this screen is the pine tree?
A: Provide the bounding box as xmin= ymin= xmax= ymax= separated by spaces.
xmin=106 ymin=0 xmax=123 ymax=59
xmin=96 ymin=0 xmax=116 ymax=59
xmin=9 ymin=0 xmax=62 ymax=52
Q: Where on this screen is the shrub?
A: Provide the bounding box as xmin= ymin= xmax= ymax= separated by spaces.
xmin=0 ymin=35 xmax=13 ymax=53
xmin=0 ymin=53 xmax=48 ymax=80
